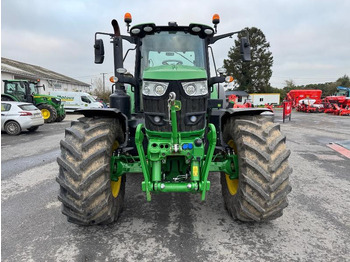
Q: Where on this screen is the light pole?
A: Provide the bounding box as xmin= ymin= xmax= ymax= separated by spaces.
xmin=100 ymin=72 xmax=108 ymax=92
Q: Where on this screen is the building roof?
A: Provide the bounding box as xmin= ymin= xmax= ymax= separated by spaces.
xmin=225 ymin=90 xmax=249 ymax=96
xmin=1 ymin=57 xmax=89 ymax=87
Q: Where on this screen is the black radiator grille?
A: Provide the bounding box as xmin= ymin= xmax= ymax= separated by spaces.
xmin=143 ymin=81 xmax=207 ymax=132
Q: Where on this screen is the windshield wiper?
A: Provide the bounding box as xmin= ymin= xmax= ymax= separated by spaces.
xmin=174 ymin=52 xmax=194 ymax=65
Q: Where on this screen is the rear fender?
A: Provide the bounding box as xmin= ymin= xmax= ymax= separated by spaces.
xmin=1 ymin=94 xmax=18 ymax=101
xmin=76 ymin=108 xmax=128 ymax=147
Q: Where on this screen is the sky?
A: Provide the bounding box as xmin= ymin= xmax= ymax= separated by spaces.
xmin=1 ymin=0 xmax=349 ymax=89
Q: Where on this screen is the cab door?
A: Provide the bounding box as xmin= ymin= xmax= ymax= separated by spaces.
xmin=81 ymin=95 xmax=91 ymax=108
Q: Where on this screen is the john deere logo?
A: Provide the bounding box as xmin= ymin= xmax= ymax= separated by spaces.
xmin=174 ymin=100 xmax=181 ymax=111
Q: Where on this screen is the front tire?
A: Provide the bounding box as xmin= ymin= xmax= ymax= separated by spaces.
xmin=221 ymin=115 xmax=292 ymax=222
xmin=56 ymin=117 xmax=125 ymax=225
xmin=37 ymin=104 xmax=57 ymax=123
xmin=55 ymin=111 xmax=66 ymax=122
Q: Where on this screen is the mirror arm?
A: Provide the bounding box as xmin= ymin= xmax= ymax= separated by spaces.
xmin=116 ymin=74 xmax=137 ymax=87
xmin=121 ymin=35 xmax=136 ymax=44
xmin=209 ymin=76 xmax=225 ymax=87
xmin=209 ymin=30 xmax=249 ymax=44
xmin=209 ymin=30 xmax=241 ymax=44
xmin=208 ymin=46 xmax=218 ymax=76
xmin=95 ymin=32 xmax=114 ymax=41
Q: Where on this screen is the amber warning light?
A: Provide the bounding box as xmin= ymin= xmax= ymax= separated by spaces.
xmin=124 ymin=13 xmax=132 ymax=23
xmin=212 ymin=14 xmax=220 ymax=24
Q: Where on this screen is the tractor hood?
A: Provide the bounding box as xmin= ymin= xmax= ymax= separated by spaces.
xmin=33 ymin=94 xmax=59 ymax=99
xmin=142 ymin=65 xmax=207 ymax=81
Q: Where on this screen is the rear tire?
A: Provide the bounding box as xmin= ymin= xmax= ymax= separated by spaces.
xmin=5 ymin=121 xmax=21 ymax=135
xmin=56 ymin=116 xmax=125 ymax=225
xmin=221 ymin=115 xmax=292 ymax=222
xmin=37 ymin=104 xmax=57 ymax=123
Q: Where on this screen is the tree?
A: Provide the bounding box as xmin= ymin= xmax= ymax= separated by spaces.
xmin=223 ymin=27 xmax=273 ymax=93
xmin=336 ymin=75 xmax=350 ymax=87
xmin=93 ymin=78 xmax=111 ymax=102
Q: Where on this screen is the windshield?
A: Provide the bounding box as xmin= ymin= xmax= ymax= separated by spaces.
xmin=87 ymin=95 xmax=96 ymax=102
xmin=140 ymin=31 xmax=206 ymax=76
xmin=336 ymin=89 xmax=348 ymax=96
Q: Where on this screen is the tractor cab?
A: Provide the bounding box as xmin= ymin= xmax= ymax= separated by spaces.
xmin=335 ymin=86 xmax=350 ymax=98
xmin=3 ymin=79 xmax=43 ymax=103
xmin=94 ymin=15 xmax=252 ymax=134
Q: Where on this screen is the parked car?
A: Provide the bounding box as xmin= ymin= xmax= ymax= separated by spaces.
xmin=1 ymin=101 xmax=44 ymax=135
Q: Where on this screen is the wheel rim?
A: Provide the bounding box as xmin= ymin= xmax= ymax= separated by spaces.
xmin=225 ymin=174 xmax=239 ymax=195
xmin=7 ymin=122 xmax=19 ymax=134
xmin=41 ymin=109 xmax=50 ymax=119
xmin=111 ymin=140 xmax=121 ymax=198
xmin=226 ymin=139 xmax=239 ymax=195
xmin=111 ymin=179 xmax=122 ymax=198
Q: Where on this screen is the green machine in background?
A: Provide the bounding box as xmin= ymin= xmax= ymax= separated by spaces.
xmin=56 ymin=13 xmax=292 ymax=225
xmin=2 ymin=79 xmax=66 ymax=123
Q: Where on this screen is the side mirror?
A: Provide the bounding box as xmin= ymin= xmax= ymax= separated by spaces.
xmin=240 ymin=37 xmax=251 ymax=62
xmin=94 ymin=39 xmax=105 ymax=64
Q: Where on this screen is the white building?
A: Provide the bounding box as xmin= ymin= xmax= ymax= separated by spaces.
xmin=225 ymin=90 xmax=250 ymax=105
xmin=249 ymin=93 xmax=280 ymax=106
xmin=1 ymin=57 xmax=90 ymax=94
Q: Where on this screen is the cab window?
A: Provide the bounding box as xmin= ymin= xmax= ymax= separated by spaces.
xmin=81 ymin=96 xmax=91 ymax=103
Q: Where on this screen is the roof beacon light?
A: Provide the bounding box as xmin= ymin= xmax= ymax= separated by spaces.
xmin=124 ymin=13 xmax=132 ymax=32
xmin=212 ymin=14 xmax=220 ymax=33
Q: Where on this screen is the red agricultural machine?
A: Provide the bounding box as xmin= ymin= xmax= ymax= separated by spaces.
xmin=285 ymin=89 xmax=323 ymax=113
xmin=285 ymin=87 xmax=350 ymax=116
xmin=323 ymin=86 xmax=350 ymax=116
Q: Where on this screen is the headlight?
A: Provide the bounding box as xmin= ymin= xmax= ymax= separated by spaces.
xmin=182 ymin=81 xmax=208 ymax=96
xmin=142 ymin=81 xmax=169 ymax=96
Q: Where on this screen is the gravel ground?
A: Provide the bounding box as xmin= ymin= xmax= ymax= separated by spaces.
xmin=1 ymin=110 xmax=349 ymax=261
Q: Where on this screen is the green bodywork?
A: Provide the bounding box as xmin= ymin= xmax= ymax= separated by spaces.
xmin=107 ymin=23 xmax=241 ymax=201
xmin=2 ymin=80 xmax=65 ymax=117
xmin=111 ymin=95 xmax=239 ymax=201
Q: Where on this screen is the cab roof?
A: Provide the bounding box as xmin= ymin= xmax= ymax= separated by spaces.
xmin=129 ymin=23 xmax=215 ymax=39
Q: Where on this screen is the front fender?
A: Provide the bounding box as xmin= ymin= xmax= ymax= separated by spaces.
xmin=76 ymin=108 xmax=128 ymax=147
xmin=221 ymin=108 xmax=273 ymax=127
xmin=214 ymin=108 xmax=273 ymax=148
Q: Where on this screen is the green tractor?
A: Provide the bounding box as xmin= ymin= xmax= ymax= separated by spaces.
xmin=2 ymin=79 xmax=66 ymax=123
xmin=57 ymin=14 xmax=292 ymax=225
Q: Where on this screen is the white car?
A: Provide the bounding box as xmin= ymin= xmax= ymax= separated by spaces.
xmin=1 ymin=101 xmax=44 ymax=135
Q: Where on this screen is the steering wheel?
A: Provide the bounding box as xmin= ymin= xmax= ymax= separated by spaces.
xmin=162 ymin=59 xmax=183 ymax=65
xmin=13 ymin=91 xmax=26 ymax=98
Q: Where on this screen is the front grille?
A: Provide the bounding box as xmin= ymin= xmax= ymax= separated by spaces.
xmin=143 ymin=81 xmax=207 ymax=132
